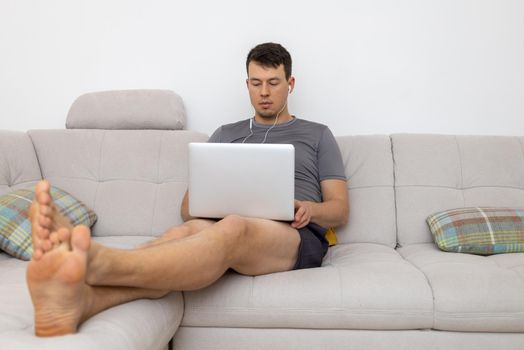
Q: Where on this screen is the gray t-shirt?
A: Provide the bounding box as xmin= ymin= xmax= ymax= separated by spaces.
xmin=208 ymin=117 xmax=346 ymax=203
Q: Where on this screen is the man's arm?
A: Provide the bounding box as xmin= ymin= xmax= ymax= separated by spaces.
xmin=180 ymin=190 xmax=196 ymax=222
xmin=292 ymin=179 xmax=349 ymax=229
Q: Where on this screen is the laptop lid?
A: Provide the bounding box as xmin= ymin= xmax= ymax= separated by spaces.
xmin=188 ymin=143 xmax=295 ymax=221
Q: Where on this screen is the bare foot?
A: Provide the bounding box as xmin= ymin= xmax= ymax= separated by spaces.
xmin=26 ymin=225 xmax=93 ymax=336
xmin=29 ymin=180 xmax=73 ymax=259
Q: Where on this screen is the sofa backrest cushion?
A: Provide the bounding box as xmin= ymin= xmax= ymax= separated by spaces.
xmin=335 ymin=135 xmax=396 ymax=247
xmin=392 ymin=134 xmax=524 ymax=246
xmin=66 ymin=90 xmax=186 ymax=130
xmin=28 ymin=129 xmax=208 ymax=237
xmin=0 ymin=131 xmax=41 ymax=196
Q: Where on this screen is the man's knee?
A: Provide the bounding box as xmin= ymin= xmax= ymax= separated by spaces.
xmin=162 ymin=220 xmax=205 ymax=240
xmin=182 ymin=219 xmax=214 ymax=235
xmin=217 ymin=215 xmax=248 ymax=242
xmin=183 ymin=219 xmax=203 ymax=234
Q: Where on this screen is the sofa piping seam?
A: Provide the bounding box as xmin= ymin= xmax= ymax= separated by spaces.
xmin=249 ymin=276 xmax=255 ymax=309
xmin=184 ymin=307 xmax=434 ymax=315
xmin=29 ymin=175 xmax=189 ymax=184
xmin=395 ymin=184 xmax=524 ymax=191
xmin=2 ymin=143 xmax=12 ymax=187
xmin=518 ymin=137 xmax=524 ymax=175
xmin=149 ymin=132 xmax=164 ymax=236
xmin=0 ymin=179 xmax=38 ymax=188
xmin=97 ymin=131 xmax=105 ymax=183
xmin=455 ymin=136 xmax=466 ymax=207
xmin=92 ymin=131 xmax=105 ymax=229
xmin=336 ymin=265 xmax=343 ymax=309
xmin=26 ymin=131 xmax=44 ymax=183
xmin=390 ymin=135 xmax=400 ymax=249
xmin=396 ymin=251 xmax=436 ymax=329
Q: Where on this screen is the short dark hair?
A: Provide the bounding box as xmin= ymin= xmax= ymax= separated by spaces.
xmin=246 ymin=42 xmax=292 ymax=79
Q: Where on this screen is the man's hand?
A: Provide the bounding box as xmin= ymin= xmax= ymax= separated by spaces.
xmin=292 ymin=200 xmax=314 ymax=229
xmin=291 ymin=180 xmax=349 ymax=229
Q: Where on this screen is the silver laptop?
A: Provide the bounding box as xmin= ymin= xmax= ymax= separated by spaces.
xmin=188 ymin=143 xmax=295 ymax=221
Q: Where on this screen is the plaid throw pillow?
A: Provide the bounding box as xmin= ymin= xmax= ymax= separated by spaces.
xmin=427 ymin=207 xmax=524 ymax=255
xmin=0 ymin=186 xmax=97 ymax=260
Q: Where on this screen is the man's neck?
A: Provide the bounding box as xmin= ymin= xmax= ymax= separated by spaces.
xmin=254 ymin=113 xmax=294 ymax=126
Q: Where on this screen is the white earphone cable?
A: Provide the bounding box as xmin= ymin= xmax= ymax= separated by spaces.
xmin=242 ymin=101 xmax=287 ymax=144
xmin=242 ymin=119 xmax=254 ymax=143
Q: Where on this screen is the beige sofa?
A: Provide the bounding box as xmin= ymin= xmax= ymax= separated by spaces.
xmin=0 ymin=90 xmax=523 ymax=350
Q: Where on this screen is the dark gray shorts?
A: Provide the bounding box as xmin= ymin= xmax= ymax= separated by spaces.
xmin=293 ymin=223 xmax=329 ymax=270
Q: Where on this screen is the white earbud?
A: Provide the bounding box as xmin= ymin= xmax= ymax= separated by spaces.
xmin=288 ymin=86 xmax=292 ymax=94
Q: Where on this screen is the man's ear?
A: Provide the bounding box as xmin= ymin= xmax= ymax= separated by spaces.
xmin=288 ymin=76 xmax=296 ymax=94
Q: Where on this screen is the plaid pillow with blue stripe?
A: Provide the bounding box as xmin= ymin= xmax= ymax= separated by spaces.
xmin=427 ymin=207 xmax=524 ymax=255
xmin=0 ymin=186 xmax=97 ymax=260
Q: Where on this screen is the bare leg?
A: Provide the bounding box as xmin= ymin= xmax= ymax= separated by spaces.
xmin=140 ymin=219 xmax=216 ymax=248
xmin=27 ymin=180 xmax=301 ymax=335
xmin=87 ymin=214 xmax=301 ymax=290
xmin=28 ymin=180 xmax=210 ymax=259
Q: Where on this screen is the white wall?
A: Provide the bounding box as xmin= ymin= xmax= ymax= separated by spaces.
xmin=1 ymin=0 xmax=523 ymax=136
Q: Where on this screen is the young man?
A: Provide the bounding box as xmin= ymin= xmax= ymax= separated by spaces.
xmin=26 ymin=42 xmax=349 ymax=337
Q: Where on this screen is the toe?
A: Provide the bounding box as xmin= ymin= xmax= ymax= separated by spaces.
xmin=39 ymin=204 xmax=53 ymax=217
xmin=42 ymin=240 xmax=52 ymax=252
xmin=71 ymin=226 xmax=91 ymax=253
xmin=50 ymin=232 xmax=59 ymax=246
xmin=40 ymin=228 xmax=50 ymax=240
xmin=36 ymin=180 xmax=50 ymax=194
xmin=58 ymin=228 xmax=71 ymax=244
xmin=55 ymin=228 xmax=71 ymax=250
xmin=32 ymin=249 xmax=43 ymax=260
xmin=29 ymin=202 xmax=38 ymax=221
xmin=38 ymin=215 xmax=52 ymax=229
xmin=36 ymin=190 xmax=51 ymax=207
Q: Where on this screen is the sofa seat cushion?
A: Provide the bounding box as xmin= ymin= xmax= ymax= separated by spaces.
xmin=398 ymin=243 xmax=524 ymax=332
xmin=182 ymin=243 xmax=433 ymax=330
xmin=0 ymin=236 xmax=184 ymax=350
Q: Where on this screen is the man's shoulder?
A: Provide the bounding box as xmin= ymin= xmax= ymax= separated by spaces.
xmin=218 ymin=118 xmax=251 ymax=139
xmin=209 ymin=118 xmax=250 ymax=143
xmin=219 ymin=118 xmax=250 ymax=131
xmin=295 ymin=118 xmax=329 ymax=130
xmin=294 ymin=118 xmax=332 ymax=139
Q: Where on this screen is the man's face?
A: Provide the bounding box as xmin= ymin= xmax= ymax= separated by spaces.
xmin=246 ymin=62 xmax=294 ymax=121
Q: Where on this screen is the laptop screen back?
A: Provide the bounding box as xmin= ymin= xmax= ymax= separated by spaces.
xmin=188 ymin=143 xmax=295 ymax=221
